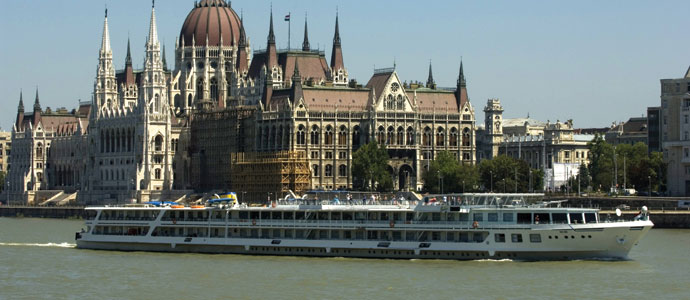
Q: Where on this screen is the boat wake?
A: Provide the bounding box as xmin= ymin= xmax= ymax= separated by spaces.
xmin=0 ymin=242 xmax=76 ymax=248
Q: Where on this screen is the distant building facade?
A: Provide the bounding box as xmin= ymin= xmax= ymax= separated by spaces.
xmin=659 ymin=67 xmax=690 ymax=196
xmin=0 ymin=131 xmax=10 ymax=175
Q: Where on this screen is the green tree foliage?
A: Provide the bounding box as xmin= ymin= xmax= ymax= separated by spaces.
xmin=587 ymin=135 xmax=614 ymax=191
xmin=478 ymin=155 xmax=543 ymax=193
xmin=351 ymin=141 xmax=392 ymax=191
xmin=422 ymin=151 xmax=479 ymax=193
xmin=0 ymin=171 xmax=5 ymax=192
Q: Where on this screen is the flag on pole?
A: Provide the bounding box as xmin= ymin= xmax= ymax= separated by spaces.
xmin=284 ymin=13 xmax=291 ymax=21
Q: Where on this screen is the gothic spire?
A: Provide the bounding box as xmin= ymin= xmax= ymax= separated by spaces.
xmin=34 ymin=88 xmax=41 ymax=111
xmin=238 ymin=14 xmax=247 ymax=47
xmin=426 ymin=61 xmax=435 ymax=88
xmin=268 ymin=7 xmax=276 ymax=45
xmin=100 ymin=8 xmax=112 ymax=54
xmin=302 ymin=14 xmax=310 ymax=51
xmin=162 ymin=44 xmax=168 ymax=70
xmin=18 ymin=90 xmax=24 ymax=112
xmin=147 ymin=1 xmax=159 ymax=46
xmin=458 ymin=59 xmax=466 ymax=88
xmin=333 ymin=11 xmax=341 ymax=46
xmin=293 ymin=60 xmax=301 ymax=79
xmin=330 ymin=11 xmax=344 ymax=71
xmin=125 ymin=37 xmax=132 ymax=66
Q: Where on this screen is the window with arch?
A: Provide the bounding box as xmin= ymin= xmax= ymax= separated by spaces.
xmin=154 ymin=135 xmax=163 ymax=152
xmin=352 ymin=126 xmax=361 ymax=148
xmin=325 ymin=164 xmax=333 ymax=177
xmin=397 ymin=95 xmax=404 ymax=110
xmin=210 ymin=77 xmax=218 ymax=102
xmin=423 ymin=127 xmax=432 ymax=146
xmin=387 ymin=127 xmax=395 ymax=145
xmin=387 ymin=95 xmax=394 ymax=110
xmin=377 ymin=126 xmax=385 ymax=144
xmin=338 ymin=126 xmax=347 ymax=145
xmin=196 ymin=78 xmax=204 ymax=101
xmin=325 ymin=126 xmax=334 ymax=145
xmin=407 ymin=127 xmax=415 ymax=145
xmin=297 ymin=125 xmax=306 ymax=145
xmin=155 ymin=168 xmax=161 ymax=180
xmin=36 ymin=143 xmax=43 ymax=157
xmin=397 ymin=127 xmax=404 ymax=145
xmin=338 ymin=164 xmax=347 ymax=177
xmin=436 ymin=127 xmax=445 ymax=146
xmin=154 ymin=94 xmax=160 ymax=113
xmin=312 ymin=164 xmax=320 ymax=177
xmin=269 ymin=126 xmax=276 ymax=148
xmin=463 ymin=128 xmax=471 ymax=146
xmin=450 ymin=127 xmax=458 ymax=147
xmin=310 ymin=125 xmax=320 ymax=145
xmin=187 ymin=94 xmax=192 ymax=107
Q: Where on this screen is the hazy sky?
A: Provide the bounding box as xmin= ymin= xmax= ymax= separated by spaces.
xmin=1 ymin=0 xmax=689 ymax=131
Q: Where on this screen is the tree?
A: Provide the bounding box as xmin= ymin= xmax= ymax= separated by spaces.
xmin=422 ymin=151 xmax=479 ymax=193
xmin=0 ymin=171 xmax=5 ymax=192
xmin=478 ymin=155 xmax=541 ymax=193
xmin=351 ymin=141 xmax=392 ymax=191
xmin=587 ymin=134 xmax=614 ymax=191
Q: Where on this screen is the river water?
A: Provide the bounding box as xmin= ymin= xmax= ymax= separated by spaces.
xmin=0 ymin=218 xmax=688 ymax=300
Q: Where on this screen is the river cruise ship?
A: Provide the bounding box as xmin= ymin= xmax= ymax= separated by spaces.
xmin=75 ymin=193 xmax=653 ymax=260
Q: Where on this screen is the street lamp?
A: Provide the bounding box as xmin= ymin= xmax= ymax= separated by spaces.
xmin=648 ymin=175 xmax=651 ymax=198
xmin=462 ymin=180 xmax=465 ymax=193
xmin=490 ymin=171 xmax=493 ymax=193
xmin=502 ymin=178 xmax=506 ymax=193
xmin=529 ymin=169 xmax=533 ymax=193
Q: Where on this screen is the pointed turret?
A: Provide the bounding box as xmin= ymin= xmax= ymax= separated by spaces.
xmin=147 ymin=1 xmax=159 ymax=46
xmin=426 ymin=61 xmax=435 ymax=89
xmin=290 ymin=61 xmax=304 ymax=107
xmin=330 ymin=12 xmax=344 ymax=71
xmin=16 ymin=90 xmax=25 ymax=129
xmin=236 ymin=15 xmax=248 ymax=73
xmin=454 ymin=60 xmax=469 ymax=110
xmin=268 ymin=8 xmax=276 ymax=46
xmin=124 ymin=38 xmax=135 ymax=86
xmin=302 ymin=16 xmax=310 ymax=51
xmin=33 ymin=88 xmax=42 ymax=126
xmin=162 ymin=44 xmax=168 ymax=71
xmin=266 ymin=8 xmax=278 ymax=69
xmin=101 ymin=8 xmax=112 ymax=55
xmin=125 ymin=37 xmax=132 ymax=66
xmin=94 ymin=8 xmax=117 ymax=112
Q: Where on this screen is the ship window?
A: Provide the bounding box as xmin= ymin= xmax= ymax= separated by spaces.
xmin=239 ymin=211 xmax=248 ymax=219
xmin=517 ymin=213 xmax=532 ymax=224
xmin=511 ymin=234 xmax=523 ymax=243
xmin=494 ymin=233 xmax=506 ymax=243
xmin=502 ymin=213 xmax=513 ymax=222
xmin=432 ymin=213 xmax=440 ymax=221
xmin=552 ymin=213 xmax=568 ymax=224
xmin=488 ymin=213 xmax=498 ymax=222
xmin=569 ymin=213 xmax=583 ymax=224
xmin=530 ymin=234 xmax=542 ymax=243
xmin=473 ymin=213 xmax=483 ymax=221
xmin=271 ymin=212 xmax=281 ymax=220
xmin=283 ymin=212 xmax=293 ymax=220
xmin=534 ymin=213 xmax=550 ymax=224
xmin=584 ymin=213 xmax=597 ymax=224
xmin=261 ymin=212 xmax=270 ymax=220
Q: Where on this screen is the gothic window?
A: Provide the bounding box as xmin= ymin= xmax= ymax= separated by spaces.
xmin=310 ymin=125 xmax=320 ymax=145
xmin=312 ymin=164 xmax=320 ymax=177
xmin=325 ymin=126 xmax=334 ymax=145
xmin=407 ymin=127 xmax=415 ymax=145
xmin=154 ymin=94 xmax=160 ymax=113
xmin=423 ymin=127 xmax=432 ymax=146
xmin=397 ymin=127 xmax=404 ymax=145
xmin=450 ymin=127 xmax=458 ymax=147
xmin=36 ymin=143 xmax=43 ymax=157
xmin=387 ymin=127 xmax=394 ymax=145
xmin=127 ymin=129 xmax=132 ymax=152
xmin=37 ymin=172 xmax=43 ymax=182
xmin=377 ymin=126 xmax=385 ymax=144
xmin=187 ymin=94 xmax=192 ymax=107
xmin=463 ymin=128 xmax=471 ymax=147
xmin=297 ymin=125 xmax=306 ymax=145
xmin=352 ymin=126 xmax=361 ymax=148
xmin=210 ymin=77 xmax=219 ymax=102
xmin=269 ymin=126 xmax=276 ymax=148
xmin=397 ymin=95 xmax=404 ymax=110
xmin=196 ymin=78 xmax=205 ymax=101
xmin=325 ymin=164 xmax=333 ymax=177
xmin=339 ymin=164 xmax=347 ymax=177
xmin=154 ymin=135 xmax=163 ymax=152
xmin=387 ymin=95 xmax=394 ymax=110
xmin=338 ymin=126 xmax=347 ymax=145
xmin=436 ymin=127 xmax=445 ymax=146
xmin=100 ymin=130 xmax=105 ymax=153
xmin=155 ymin=168 xmax=161 ymax=180
xmin=276 ymin=126 xmax=283 ymax=149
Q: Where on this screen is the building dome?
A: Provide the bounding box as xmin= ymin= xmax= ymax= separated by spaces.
xmin=179 ymin=0 xmax=242 ymax=47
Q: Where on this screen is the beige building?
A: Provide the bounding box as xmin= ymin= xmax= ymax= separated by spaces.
xmin=660 ymin=67 xmax=690 ymax=196
xmin=0 ymin=131 xmax=10 ymax=175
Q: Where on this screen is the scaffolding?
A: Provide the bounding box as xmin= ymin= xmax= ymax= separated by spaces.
xmin=230 ymin=151 xmax=311 ymax=203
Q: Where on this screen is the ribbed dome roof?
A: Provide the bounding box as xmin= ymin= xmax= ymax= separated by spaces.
xmin=179 ymin=0 xmax=242 ymax=47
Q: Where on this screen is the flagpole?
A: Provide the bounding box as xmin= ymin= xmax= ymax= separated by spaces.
xmin=288 ymin=11 xmax=291 ymax=50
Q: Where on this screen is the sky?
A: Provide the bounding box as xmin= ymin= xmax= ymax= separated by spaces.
xmin=1 ymin=0 xmax=689 ymax=131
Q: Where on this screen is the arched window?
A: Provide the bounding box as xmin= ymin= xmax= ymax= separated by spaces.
xmin=325 ymin=126 xmax=334 ymax=145
xmin=338 ymin=164 xmax=347 ymax=177
xmin=463 ymin=127 xmax=471 ymax=146
xmin=406 ymin=127 xmax=415 ymax=145
xmin=310 ymin=125 xmax=320 ymax=145
xmin=36 ymin=143 xmax=43 ymax=157
xmin=154 ymin=135 xmax=163 ymax=152
xmin=187 ymin=94 xmax=192 ymax=107
xmin=387 ymin=127 xmax=394 ymax=145
xmin=397 ymin=95 xmax=404 ymax=110
xmin=155 ymin=168 xmax=161 ymax=180
xmin=312 ymin=164 xmax=320 ymax=177
xmin=450 ymin=127 xmax=458 ymax=147
xmin=297 ymin=125 xmax=306 ymax=145
xmin=338 ymin=126 xmax=347 ymax=145
xmin=387 ymin=95 xmax=394 ymax=110
xmin=397 ymin=127 xmax=404 ymax=145
xmin=154 ymin=93 xmax=160 ymax=113
xmin=196 ymin=78 xmax=205 ymax=101
xmin=210 ymin=77 xmax=218 ymax=102
xmin=436 ymin=127 xmax=445 ymax=146
xmin=325 ymin=164 xmax=333 ymax=177
xmin=377 ymin=126 xmax=385 ymax=144
xmin=352 ymin=126 xmax=361 ymax=148
xmin=269 ymin=126 xmax=276 ymax=148
xmin=276 ymin=126 xmax=283 ymax=149
xmin=423 ymin=127 xmax=432 ymax=146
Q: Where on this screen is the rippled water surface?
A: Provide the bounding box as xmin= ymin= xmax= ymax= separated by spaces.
xmin=0 ymin=218 xmax=688 ymax=299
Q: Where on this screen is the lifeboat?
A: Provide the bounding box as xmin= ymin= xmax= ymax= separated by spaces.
xmin=171 ymin=205 xmax=185 ymax=209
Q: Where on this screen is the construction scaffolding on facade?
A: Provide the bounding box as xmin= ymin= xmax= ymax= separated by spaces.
xmin=230 ymin=151 xmax=311 ymax=203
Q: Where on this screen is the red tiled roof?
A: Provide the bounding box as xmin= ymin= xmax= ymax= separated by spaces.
xmin=413 ymin=90 xmax=458 ymax=112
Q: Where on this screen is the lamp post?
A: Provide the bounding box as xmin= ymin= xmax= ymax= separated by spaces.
xmin=502 ymin=178 xmax=506 ymax=193
xmin=462 ymin=180 xmax=465 ymax=193
xmin=6 ymin=179 xmax=9 ymax=205
xmin=648 ymin=175 xmax=651 ymax=199
xmin=529 ymin=169 xmax=532 ymax=193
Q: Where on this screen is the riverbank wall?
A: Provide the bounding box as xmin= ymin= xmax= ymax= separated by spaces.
xmin=0 ymin=206 xmax=86 ymax=219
